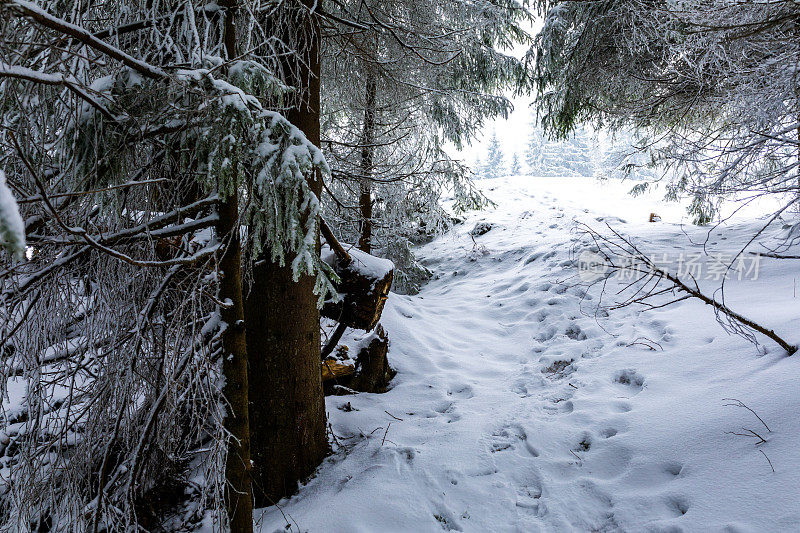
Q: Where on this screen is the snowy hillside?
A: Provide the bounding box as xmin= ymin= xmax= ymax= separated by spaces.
xmin=257 ymin=176 xmax=800 ymax=532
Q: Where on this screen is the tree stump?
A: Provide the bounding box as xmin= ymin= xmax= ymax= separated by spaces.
xmin=321 ymin=325 xmax=394 ymax=395
xmin=350 ymin=324 xmax=395 ymax=393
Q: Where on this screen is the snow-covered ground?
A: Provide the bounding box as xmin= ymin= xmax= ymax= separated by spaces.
xmin=258 ymin=176 xmax=800 ymax=532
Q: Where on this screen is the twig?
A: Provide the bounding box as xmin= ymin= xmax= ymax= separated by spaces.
xmin=759 ymin=450 xmax=775 ymax=473
xmin=752 ymin=252 xmax=800 ymax=259
xmin=725 ymin=428 xmax=767 ymax=445
xmin=723 ymin=398 xmax=771 ymax=432
xmin=381 ymin=423 xmax=391 ymax=446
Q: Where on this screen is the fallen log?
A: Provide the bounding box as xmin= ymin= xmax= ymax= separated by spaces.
xmin=320 ymin=244 xmax=394 ymax=332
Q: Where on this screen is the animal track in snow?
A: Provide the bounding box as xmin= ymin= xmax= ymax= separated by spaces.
xmin=515 ymin=484 xmax=545 ymax=516
xmin=564 ymin=324 xmax=587 ymax=340
xmin=666 ymin=495 xmax=690 ymax=517
xmin=612 ymin=401 xmax=633 ymax=413
xmin=543 ymin=398 xmax=574 ymax=416
xmin=540 ymin=358 xmax=576 ymax=378
xmin=613 ymin=369 xmax=645 ymax=392
xmin=430 ymin=400 xmax=462 ymax=422
xmin=599 ymin=428 xmax=619 ymax=439
xmin=447 ymin=384 xmax=474 ymax=399
xmin=489 ymin=423 xmax=539 ymax=457
xmin=663 ymin=461 xmax=684 ymax=477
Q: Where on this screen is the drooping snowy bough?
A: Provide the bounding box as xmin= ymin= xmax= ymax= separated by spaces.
xmin=0 ymin=2 xmax=334 ymax=529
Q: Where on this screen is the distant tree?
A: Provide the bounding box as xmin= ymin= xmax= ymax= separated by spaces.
xmin=597 ymin=130 xmax=659 ymax=182
xmin=527 ymin=124 xmax=595 ymax=176
xmin=320 ymin=0 xmax=533 ymax=288
xmin=473 ymin=155 xmax=484 ymax=179
xmin=526 ymin=123 xmax=545 ymax=174
xmin=510 ymin=153 xmax=521 ymax=175
xmin=483 ymin=131 xmax=505 ymax=179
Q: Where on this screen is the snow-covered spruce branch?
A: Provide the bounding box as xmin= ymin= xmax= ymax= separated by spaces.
xmin=0 ymin=63 xmax=119 ymax=122
xmin=577 ymin=223 xmax=796 ymax=355
xmin=1 ymin=0 xmax=168 ymax=80
xmin=533 ymin=0 xmax=800 ymax=222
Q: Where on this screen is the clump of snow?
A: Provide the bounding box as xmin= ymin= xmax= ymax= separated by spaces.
xmin=321 ymin=244 xmax=394 ymax=281
xmin=258 ymin=176 xmax=800 ymax=532
xmin=470 ymin=221 xmax=493 ymax=236
xmin=0 ymin=169 xmax=26 ymax=257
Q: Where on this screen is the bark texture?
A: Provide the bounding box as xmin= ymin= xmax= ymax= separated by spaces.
xmin=218 ymin=3 xmax=253 ymax=530
xmin=245 ymin=1 xmax=328 ymax=506
xmin=218 ymin=193 xmax=254 ymax=533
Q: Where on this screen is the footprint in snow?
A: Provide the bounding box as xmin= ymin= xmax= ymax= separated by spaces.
xmin=613 ymin=369 xmax=645 ymax=393
xmin=666 ymin=495 xmax=691 ymax=517
xmin=540 ymin=358 xmax=576 ymax=379
xmin=663 ymin=461 xmax=684 ymax=477
xmin=432 ymin=507 xmax=462 ymax=531
xmin=511 ymin=380 xmax=533 ymax=398
xmin=599 ymin=427 xmax=619 ymax=439
xmin=447 ymin=384 xmax=474 ymax=399
xmin=542 ymin=398 xmax=574 ymax=416
xmin=564 ymin=324 xmax=587 ymax=340
xmin=429 ymin=400 xmax=462 ymax=422
xmin=535 ymin=326 xmax=558 ymax=342
xmin=613 ymin=401 xmax=633 ymax=413
xmin=488 ymin=423 xmax=540 ymax=457
xmin=515 ymin=484 xmax=544 ymax=515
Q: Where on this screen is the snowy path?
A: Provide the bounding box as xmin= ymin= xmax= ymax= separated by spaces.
xmin=258 ymin=177 xmax=800 ymax=533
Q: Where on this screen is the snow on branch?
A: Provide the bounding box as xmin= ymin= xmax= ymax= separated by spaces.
xmin=0 ymin=169 xmax=26 ymax=258
xmin=2 ymin=0 xmax=168 ymax=80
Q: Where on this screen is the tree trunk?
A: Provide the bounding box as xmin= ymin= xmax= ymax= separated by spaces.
xmin=245 ymin=1 xmax=328 ymax=507
xmin=218 ymin=193 xmax=254 ymax=533
xmin=218 ymin=3 xmax=253 ymax=531
xmin=358 ymin=75 xmax=377 ymax=253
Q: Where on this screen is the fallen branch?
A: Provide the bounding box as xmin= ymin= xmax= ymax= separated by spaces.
xmin=320 ymin=322 xmax=348 ymax=360
xmin=751 ymin=252 xmax=800 ymax=259
xmin=578 ymin=223 xmax=797 ymax=355
xmin=319 ymin=217 xmax=352 ymax=265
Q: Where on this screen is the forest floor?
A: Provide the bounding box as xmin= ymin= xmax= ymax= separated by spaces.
xmin=257 ymin=175 xmax=800 ymax=533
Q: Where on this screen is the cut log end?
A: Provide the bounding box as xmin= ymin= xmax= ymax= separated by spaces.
xmin=321 ymin=246 xmax=394 ymax=331
xmin=321 ymin=324 xmax=394 ymax=395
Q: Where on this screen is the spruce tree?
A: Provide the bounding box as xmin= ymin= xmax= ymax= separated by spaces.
xmin=526 ymin=125 xmax=545 ymax=175
xmin=484 ymin=131 xmax=505 ymax=179
xmin=245 ymin=1 xmax=328 ymax=506
xmin=321 ymin=0 xmax=533 ymax=268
